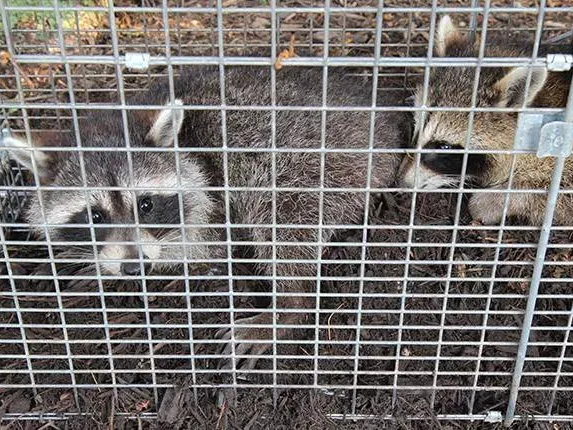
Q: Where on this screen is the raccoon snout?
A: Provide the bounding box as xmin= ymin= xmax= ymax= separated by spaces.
xmin=121 ymin=260 xmax=151 ymax=276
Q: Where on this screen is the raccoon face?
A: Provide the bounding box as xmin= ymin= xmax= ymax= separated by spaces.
xmin=399 ymin=106 xmax=494 ymax=189
xmin=398 ymin=15 xmax=548 ymax=190
xmin=5 ymin=100 xmax=213 ymax=276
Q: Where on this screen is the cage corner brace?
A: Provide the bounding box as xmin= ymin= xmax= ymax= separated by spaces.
xmin=514 ymin=55 xmax=573 ymax=158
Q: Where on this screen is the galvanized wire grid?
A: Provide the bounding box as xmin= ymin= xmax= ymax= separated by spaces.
xmin=0 ymin=0 xmax=573 ymax=426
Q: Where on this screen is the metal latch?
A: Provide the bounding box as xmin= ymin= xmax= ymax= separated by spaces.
xmin=125 ymin=52 xmax=151 ymax=71
xmin=515 ymin=112 xmax=573 ymax=158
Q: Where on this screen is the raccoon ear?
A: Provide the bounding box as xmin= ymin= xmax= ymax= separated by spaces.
xmin=436 ymin=15 xmax=464 ymax=57
xmin=3 ymin=133 xmax=52 ymax=179
xmin=146 ymin=99 xmax=185 ymax=147
xmin=494 ymin=67 xmax=548 ymax=108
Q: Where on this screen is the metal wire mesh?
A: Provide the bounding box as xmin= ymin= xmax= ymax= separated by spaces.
xmin=0 ymin=0 xmax=572 ymax=427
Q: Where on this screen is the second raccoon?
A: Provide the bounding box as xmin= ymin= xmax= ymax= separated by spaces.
xmin=398 ymin=15 xmax=573 ymax=225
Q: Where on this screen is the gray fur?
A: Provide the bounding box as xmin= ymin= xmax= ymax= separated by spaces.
xmin=10 ymin=65 xmax=410 ymax=367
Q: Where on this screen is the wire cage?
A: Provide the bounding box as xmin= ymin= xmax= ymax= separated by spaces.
xmin=0 ymin=0 xmax=572 ymax=428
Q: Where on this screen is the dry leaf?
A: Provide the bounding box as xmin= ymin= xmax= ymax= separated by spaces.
xmin=0 ymin=51 xmax=10 ymax=66
xmin=275 ymin=35 xmax=297 ymax=71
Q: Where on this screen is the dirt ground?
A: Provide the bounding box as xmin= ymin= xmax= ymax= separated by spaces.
xmin=1 ymin=0 xmax=573 ymax=429
xmin=2 ymin=191 xmax=572 ymax=429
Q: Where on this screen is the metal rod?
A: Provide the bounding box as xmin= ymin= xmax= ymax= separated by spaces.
xmin=8 ymin=54 xmax=560 ymax=68
xmin=504 ymin=71 xmax=573 ymax=427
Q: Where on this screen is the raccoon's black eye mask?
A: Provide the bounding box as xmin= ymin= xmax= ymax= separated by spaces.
xmin=60 ymin=207 xmax=110 ymax=243
xmin=421 ymin=140 xmax=489 ymax=177
xmin=137 ymin=194 xmax=182 ymax=225
xmin=57 ymin=194 xmax=183 ymax=243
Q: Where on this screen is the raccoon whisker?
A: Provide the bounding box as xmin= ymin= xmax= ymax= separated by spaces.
xmin=158 ymin=230 xmax=182 ymax=243
xmin=154 ymin=228 xmax=173 ymax=239
xmin=49 ymin=263 xmax=96 ymax=279
xmin=55 ymin=257 xmax=94 ymax=263
xmin=56 ymin=246 xmax=92 ymax=254
xmin=68 ymin=268 xmax=98 ymax=278
xmin=54 ymin=250 xmax=94 ymax=259
xmin=442 ymin=179 xmax=461 ymax=188
xmin=55 ymin=247 xmax=94 ymax=257
xmin=75 ymin=265 xmax=96 ymax=273
xmin=419 ymin=174 xmax=462 ymax=190
xmin=59 ymin=253 xmax=89 ymax=260
xmin=67 ymin=245 xmax=94 ymax=252
xmin=61 ymin=266 xmax=93 ymax=276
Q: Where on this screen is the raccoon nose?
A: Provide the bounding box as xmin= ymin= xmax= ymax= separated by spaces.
xmin=121 ymin=261 xmax=151 ymax=276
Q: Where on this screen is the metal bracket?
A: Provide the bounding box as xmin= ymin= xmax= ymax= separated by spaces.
xmin=514 ymin=54 xmax=573 ymax=157
xmin=484 ymin=411 xmax=503 ymax=423
xmin=538 ymin=121 xmax=573 ymax=158
xmin=125 ymin=52 xmax=151 ymax=71
xmin=514 ymin=112 xmax=573 ymax=158
xmin=546 ymin=54 xmax=573 ymax=72
xmin=0 ymin=127 xmax=10 ymax=145
xmin=0 ymin=128 xmax=12 ymax=168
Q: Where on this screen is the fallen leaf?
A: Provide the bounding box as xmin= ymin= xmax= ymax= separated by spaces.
xmin=0 ymin=51 xmax=10 ymax=66
xmin=275 ymin=35 xmax=297 ymax=70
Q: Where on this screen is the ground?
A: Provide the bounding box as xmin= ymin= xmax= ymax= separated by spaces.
xmin=2 ymin=192 xmax=572 ymax=429
xmin=1 ymin=0 xmax=573 ymax=429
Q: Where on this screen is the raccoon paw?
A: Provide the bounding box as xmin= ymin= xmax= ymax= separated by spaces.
xmin=468 ymin=193 xmax=505 ymax=225
xmin=215 ymin=314 xmax=272 ymax=371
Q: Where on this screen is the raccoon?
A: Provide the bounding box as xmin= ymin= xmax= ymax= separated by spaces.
xmin=5 ymin=65 xmax=409 ymax=368
xmin=398 ymin=15 xmax=573 ymax=225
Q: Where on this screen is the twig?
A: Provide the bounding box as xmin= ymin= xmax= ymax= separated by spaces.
xmin=216 ymin=399 xmax=226 ymax=429
xmin=109 ymin=395 xmax=115 ymax=430
xmin=327 ymin=302 xmax=346 ymax=340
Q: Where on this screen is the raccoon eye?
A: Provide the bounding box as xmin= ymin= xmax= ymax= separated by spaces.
xmin=91 ymin=210 xmax=104 ymax=224
xmin=139 ymin=197 xmax=154 ymax=214
xmin=426 ymin=140 xmax=454 ymax=151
